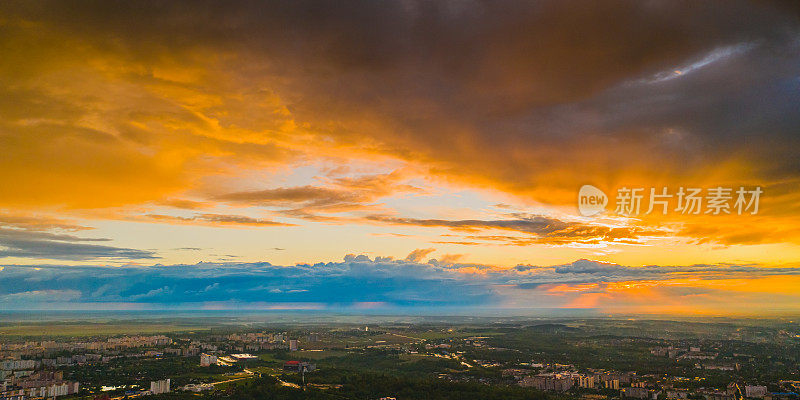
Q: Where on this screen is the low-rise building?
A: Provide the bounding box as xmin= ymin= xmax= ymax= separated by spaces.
xmin=200 ymin=353 xmax=217 ymax=366
xmin=623 ymin=387 xmax=651 ymax=399
xmin=283 ymin=361 xmax=315 ymax=372
xmin=745 ymin=386 xmax=768 ymax=398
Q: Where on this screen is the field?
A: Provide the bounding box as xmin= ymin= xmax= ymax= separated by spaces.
xmin=0 ymin=322 xmax=209 ymax=337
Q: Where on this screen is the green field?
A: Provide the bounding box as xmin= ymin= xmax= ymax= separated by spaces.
xmin=0 ymin=322 xmax=209 ymax=337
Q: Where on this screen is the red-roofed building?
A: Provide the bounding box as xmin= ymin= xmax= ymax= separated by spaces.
xmin=283 ymin=361 xmax=315 ymax=372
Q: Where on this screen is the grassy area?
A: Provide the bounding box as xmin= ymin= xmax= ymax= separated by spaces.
xmin=258 ymin=353 xmax=279 ymax=362
xmin=0 ymin=322 xmax=209 ymax=337
xmin=289 ymin=350 xmax=350 ymax=360
xmin=414 ymin=330 xmax=503 ymax=340
xmin=399 ymin=353 xmax=435 ymax=361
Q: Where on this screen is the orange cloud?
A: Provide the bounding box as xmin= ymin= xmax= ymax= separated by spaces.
xmin=0 ymin=0 xmax=799 ymax=276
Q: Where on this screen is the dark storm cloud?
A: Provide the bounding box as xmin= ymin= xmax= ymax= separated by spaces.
xmin=7 ymin=0 xmax=792 ymax=97
xmin=1 ymin=0 xmax=798 ymax=207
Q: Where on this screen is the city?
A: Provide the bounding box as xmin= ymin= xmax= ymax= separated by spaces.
xmin=1 ymin=317 xmax=799 ymax=399
xmin=1 ymin=0 xmax=800 ymax=399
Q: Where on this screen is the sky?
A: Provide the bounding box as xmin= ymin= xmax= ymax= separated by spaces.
xmin=1 ymin=0 xmax=800 ymax=314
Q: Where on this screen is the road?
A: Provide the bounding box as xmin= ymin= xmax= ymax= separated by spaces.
xmin=106 ymin=369 xmax=255 ymax=399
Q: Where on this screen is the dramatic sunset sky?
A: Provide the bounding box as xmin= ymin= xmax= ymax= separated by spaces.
xmin=1 ymin=0 xmax=799 ymax=314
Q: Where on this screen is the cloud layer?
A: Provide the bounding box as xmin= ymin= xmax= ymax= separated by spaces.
xmin=2 ymin=252 xmax=800 ymax=314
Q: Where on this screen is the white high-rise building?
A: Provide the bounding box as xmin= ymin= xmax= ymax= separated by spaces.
xmin=150 ymin=379 xmax=170 ymax=394
xmin=577 ymin=375 xmax=595 ymax=388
